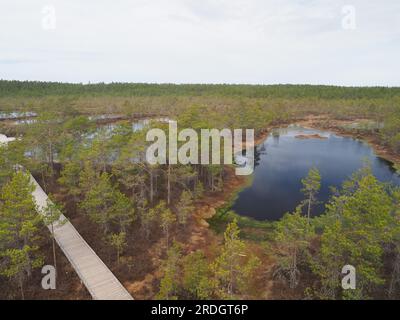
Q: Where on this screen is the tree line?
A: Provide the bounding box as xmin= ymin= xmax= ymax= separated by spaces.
xmin=1 ymin=80 xmax=400 ymax=99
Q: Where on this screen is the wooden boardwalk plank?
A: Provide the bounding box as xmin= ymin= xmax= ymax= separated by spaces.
xmin=29 ymin=174 xmax=134 ymax=300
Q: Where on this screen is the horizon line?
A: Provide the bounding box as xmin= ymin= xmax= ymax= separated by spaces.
xmin=1 ymin=79 xmax=400 ymax=89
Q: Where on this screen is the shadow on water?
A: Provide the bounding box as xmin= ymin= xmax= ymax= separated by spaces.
xmin=232 ymin=126 xmax=400 ymax=221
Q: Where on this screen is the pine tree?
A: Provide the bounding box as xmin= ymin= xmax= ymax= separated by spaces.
xmin=58 ymin=161 xmax=82 ymax=201
xmin=388 ymin=188 xmax=400 ymax=298
xmin=159 ymin=203 xmax=176 ymax=249
xmin=108 ymin=232 xmax=127 ymax=265
xmin=0 ymin=140 xmax=25 ymax=188
xmin=78 ymin=161 xmax=99 ymax=194
xmin=140 ymin=200 xmax=156 ymax=240
xmin=312 ymin=171 xmax=394 ymax=299
xmin=237 ymin=254 xmax=262 ymax=297
xmin=42 ymin=196 xmax=66 ymax=276
xmin=193 ymin=181 xmax=204 ymax=200
xmin=111 ymin=190 xmax=135 ymax=233
xmin=25 ymin=111 xmax=62 ymax=176
xmin=79 ymin=172 xmax=115 ymax=234
xmin=176 ymin=191 xmax=194 ymax=226
xmin=301 ymin=167 xmax=321 ymax=223
xmin=79 ymin=171 xmax=134 ymax=235
xmin=0 ymin=171 xmax=44 ymax=299
xmin=157 ymin=241 xmax=182 ymax=300
xmin=274 ymin=206 xmax=314 ymax=289
xmin=213 ymin=219 xmax=245 ymax=298
xmin=182 ymin=250 xmax=213 ymax=299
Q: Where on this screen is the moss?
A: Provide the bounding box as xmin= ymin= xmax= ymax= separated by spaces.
xmin=208 ymin=174 xmax=274 ymax=242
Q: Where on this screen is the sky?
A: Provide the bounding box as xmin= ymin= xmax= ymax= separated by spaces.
xmin=1 ymin=0 xmax=399 ymax=86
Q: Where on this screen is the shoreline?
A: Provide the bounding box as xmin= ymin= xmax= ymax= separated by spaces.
xmin=194 ymin=115 xmax=399 ymax=231
xmin=297 ymin=116 xmax=400 ymax=166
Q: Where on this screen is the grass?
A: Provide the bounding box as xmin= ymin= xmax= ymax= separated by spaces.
xmin=208 ymin=174 xmax=275 ymax=242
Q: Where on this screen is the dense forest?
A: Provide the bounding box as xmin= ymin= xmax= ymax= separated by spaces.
xmin=1 ymin=81 xmax=400 ymax=299
xmin=1 ymin=80 xmax=400 ymax=99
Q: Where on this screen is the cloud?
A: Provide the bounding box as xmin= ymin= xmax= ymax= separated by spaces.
xmin=0 ymin=0 xmax=399 ymax=85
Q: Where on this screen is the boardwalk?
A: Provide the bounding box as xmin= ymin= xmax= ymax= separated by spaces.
xmin=1 ymin=133 xmax=132 ymax=300
xmin=30 ymin=174 xmax=133 ymax=300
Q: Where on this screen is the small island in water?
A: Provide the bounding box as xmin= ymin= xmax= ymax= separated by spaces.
xmin=295 ymin=133 xmax=328 ymax=140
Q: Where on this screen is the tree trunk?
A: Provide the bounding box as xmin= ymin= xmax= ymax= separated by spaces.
xmin=389 ymin=250 xmax=400 ymax=298
xmin=229 ymin=260 xmax=234 ymax=296
xmin=19 ymin=276 xmax=25 ymax=300
xmin=41 ymin=169 xmax=48 ymax=193
xmin=167 ymin=165 xmax=171 ymax=205
xmin=51 ymin=224 xmax=57 ymax=277
xmin=155 ymin=172 xmax=159 ymax=197
xmin=24 ymin=237 xmax=32 ymax=278
xmin=307 ymin=194 xmax=312 ymax=224
xmin=150 ymin=170 xmax=154 ymax=204
xmin=165 ymin=227 xmax=169 ymax=249
xmin=290 ymin=247 xmax=298 ymax=289
xmin=48 ymin=127 xmax=55 ymax=177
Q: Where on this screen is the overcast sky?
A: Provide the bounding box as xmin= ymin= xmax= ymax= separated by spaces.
xmin=1 ymin=0 xmax=399 ymax=86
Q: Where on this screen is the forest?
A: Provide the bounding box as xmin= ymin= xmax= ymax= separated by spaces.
xmin=0 ymin=80 xmax=400 ymax=300
xmin=2 ymin=80 xmax=400 ymax=99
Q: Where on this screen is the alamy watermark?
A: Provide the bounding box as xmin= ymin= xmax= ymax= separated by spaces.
xmin=41 ymin=265 xmax=56 ymax=290
xmin=342 ymin=265 xmax=356 ymax=290
xmin=41 ymin=5 xmax=56 ymax=31
xmin=145 ymin=121 xmax=255 ymax=176
xmin=341 ymin=5 xmax=356 ymax=30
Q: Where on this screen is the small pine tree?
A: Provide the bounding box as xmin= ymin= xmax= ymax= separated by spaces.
xmin=182 ymin=250 xmax=213 ymax=299
xmin=0 ymin=171 xmax=44 ymax=299
xmin=42 ymin=196 xmax=66 ymax=275
xmin=274 ymin=206 xmax=314 ymax=289
xmin=301 ymin=167 xmax=321 ymax=222
xmin=157 ymin=242 xmax=182 ymax=300
xmin=176 ymin=191 xmax=194 ymax=226
xmin=160 ymin=207 xmax=176 ymax=249
xmin=212 ymin=219 xmax=245 ymax=299
xmin=58 ymin=161 xmax=82 ymax=201
xmin=108 ymin=232 xmax=127 ymax=265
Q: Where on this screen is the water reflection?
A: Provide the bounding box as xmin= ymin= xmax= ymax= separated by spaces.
xmin=0 ymin=112 xmax=37 ymax=119
xmin=232 ymin=126 xmax=400 ymax=221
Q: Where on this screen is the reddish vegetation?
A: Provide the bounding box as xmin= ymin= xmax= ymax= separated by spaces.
xmin=48 ymin=166 xmax=249 ymax=299
xmin=7 ymin=115 xmax=397 ymax=300
xmin=295 ymin=134 xmax=327 ymax=140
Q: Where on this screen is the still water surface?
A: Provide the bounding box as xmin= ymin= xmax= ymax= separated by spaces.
xmin=232 ymin=126 xmax=400 ymax=221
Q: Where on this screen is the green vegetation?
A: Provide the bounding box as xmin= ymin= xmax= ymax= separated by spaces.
xmin=208 ymin=175 xmax=274 ymax=241
xmin=207 ymin=165 xmax=400 ymax=299
xmin=1 ymin=80 xmax=399 ymax=299
xmin=301 ymin=167 xmax=321 ymax=223
xmin=209 ymin=208 xmax=274 ymax=242
xmin=0 ymin=172 xmax=44 ymax=299
xmin=274 ymin=206 xmax=314 ymax=289
xmin=273 ymin=166 xmax=400 ymax=299
xmin=42 ymin=196 xmax=65 ymax=274
xmin=157 ymin=220 xmax=261 ymax=299
xmin=1 ymin=80 xmax=400 ymax=99
xmin=156 ymin=241 xmax=183 ymax=300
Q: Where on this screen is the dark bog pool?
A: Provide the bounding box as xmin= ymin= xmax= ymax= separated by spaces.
xmin=232 ymin=126 xmax=400 ymax=221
